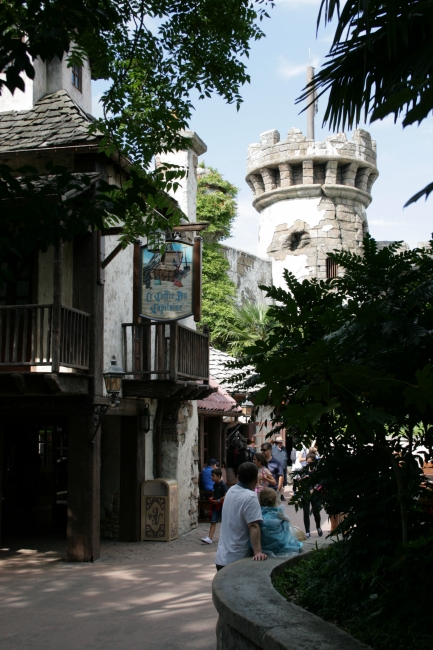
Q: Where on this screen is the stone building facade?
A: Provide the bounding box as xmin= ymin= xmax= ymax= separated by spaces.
xmin=220 ymin=245 xmax=272 ymax=305
xmin=245 ymin=127 xmax=379 ymax=288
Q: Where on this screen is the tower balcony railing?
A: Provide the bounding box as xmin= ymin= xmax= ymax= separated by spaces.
xmin=122 ymin=320 xmax=209 ymax=383
xmin=0 ymin=303 xmax=90 ymax=371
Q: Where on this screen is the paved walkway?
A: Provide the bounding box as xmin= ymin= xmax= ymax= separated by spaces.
xmin=0 ymin=486 xmax=330 ymax=650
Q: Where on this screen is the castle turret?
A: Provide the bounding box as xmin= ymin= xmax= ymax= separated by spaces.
xmin=246 ymin=127 xmax=379 ymax=287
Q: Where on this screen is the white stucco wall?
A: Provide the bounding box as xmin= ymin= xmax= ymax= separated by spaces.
xmin=258 ymin=197 xmax=323 ymax=258
xmin=103 ymin=238 xmax=134 ymax=377
xmin=46 ymin=54 xmax=92 ymax=113
xmin=160 ymin=148 xmax=196 ymax=219
xmin=0 ymin=54 xmax=92 ymax=114
xmin=156 ymin=130 xmax=207 ymax=221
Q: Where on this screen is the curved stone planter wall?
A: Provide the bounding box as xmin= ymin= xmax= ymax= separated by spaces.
xmin=212 ymin=546 xmax=371 ymax=650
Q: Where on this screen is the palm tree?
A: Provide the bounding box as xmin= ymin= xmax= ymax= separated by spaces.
xmin=221 ymin=300 xmax=271 ymax=356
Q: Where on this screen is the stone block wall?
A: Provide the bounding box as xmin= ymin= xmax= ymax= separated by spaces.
xmin=247 ymin=127 xmax=378 ymax=286
xmin=221 ymin=245 xmax=273 ymax=305
xmin=161 ymin=399 xmax=200 ymax=533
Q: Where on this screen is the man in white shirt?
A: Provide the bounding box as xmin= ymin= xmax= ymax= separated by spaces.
xmin=215 ymin=462 xmax=267 ymax=570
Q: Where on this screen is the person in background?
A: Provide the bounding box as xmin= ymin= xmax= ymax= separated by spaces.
xmin=292 ymin=444 xmax=309 ymax=494
xmin=260 ymin=443 xmax=284 ymax=499
xmin=215 ymin=462 xmax=267 ymax=570
xmin=253 ymin=453 xmax=276 ymax=493
xmin=202 ymin=468 xmax=228 ymax=545
xmin=288 ymin=448 xmax=297 ymax=485
xmin=246 ymin=438 xmax=256 ymax=462
xmin=200 ymin=458 xmax=218 ymax=498
xmin=300 ymin=452 xmax=323 ymax=539
xmin=272 ymin=436 xmax=288 ymax=501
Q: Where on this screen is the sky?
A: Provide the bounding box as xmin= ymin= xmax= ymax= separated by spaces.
xmin=93 ymin=0 xmax=433 ymax=256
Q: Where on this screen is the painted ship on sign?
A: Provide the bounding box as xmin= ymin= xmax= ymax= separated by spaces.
xmin=140 ymin=241 xmax=194 ymax=321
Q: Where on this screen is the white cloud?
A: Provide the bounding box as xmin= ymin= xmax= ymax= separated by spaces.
xmin=277 ymin=55 xmax=320 ymax=80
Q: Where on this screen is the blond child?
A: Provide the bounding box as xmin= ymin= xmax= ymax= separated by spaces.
xmin=257 ymin=488 xmax=302 ymax=556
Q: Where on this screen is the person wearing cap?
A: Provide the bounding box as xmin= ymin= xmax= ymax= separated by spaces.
xmin=200 ymin=458 xmax=219 ymax=498
xmin=272 ymin=436 xmax=288 ymax=501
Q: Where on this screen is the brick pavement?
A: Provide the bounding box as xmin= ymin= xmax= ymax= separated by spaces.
xmin=0 ymin=486 xmax=330 ymax=650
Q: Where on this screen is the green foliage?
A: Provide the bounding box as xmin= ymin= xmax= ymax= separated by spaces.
xmin=0 ymin=0 xmax=273 ymax=256
xmin=229 ymin=236 xmax=433 ymax=548
xmin=200 ymin=242 xmax=237 ymax=348
xmin=197 ymin=164 xmax=238 ymax=242
xmin=221 ymin=300 xmax=271 ymax=356
xmin=0 ymin=162 xmax=183 ymax=261
xmin=196 ymin=164 xmax=238 ymax=348
xmin=274 ymin=541 xmax=433 ymax=650
xmin=303 ymin=1 xmax=433 ymax=205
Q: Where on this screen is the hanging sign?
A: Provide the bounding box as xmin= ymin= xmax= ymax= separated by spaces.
xmin=140 ymin=240 xmax=194 ymax=321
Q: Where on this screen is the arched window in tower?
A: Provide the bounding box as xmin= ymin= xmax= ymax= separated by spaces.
xmin=71 ymin=64 xmax=82 ymax=92
xmin=326 ymin=257 xmax=339 ymax=279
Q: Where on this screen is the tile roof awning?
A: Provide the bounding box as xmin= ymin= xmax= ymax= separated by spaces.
xmin=198 ymin=378 xmax=242 ymax=416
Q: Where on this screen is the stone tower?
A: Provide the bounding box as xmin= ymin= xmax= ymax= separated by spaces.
xmin=246 ymin=127 xmax=379 ymax=288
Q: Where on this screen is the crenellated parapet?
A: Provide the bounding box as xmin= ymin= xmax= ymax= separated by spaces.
xmin=246 ymin=128 xmax=378 ymax=213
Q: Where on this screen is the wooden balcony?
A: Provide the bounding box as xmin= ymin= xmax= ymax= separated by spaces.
xmin=121 ymin=321 xmax=215 ymax=399
xmin=0 ymin=303 xmax=91 ymax=396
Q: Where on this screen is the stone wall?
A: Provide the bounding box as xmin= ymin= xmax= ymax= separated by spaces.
xmin=221 ymin=245 xmax=273 ymax=305
xmin=246 ymin=127 xmax=378 ymax=287
xmin=213 ymin=549 xmax=370 ymax=650
xmin=161 ymin=400 xmax=200 ymax=534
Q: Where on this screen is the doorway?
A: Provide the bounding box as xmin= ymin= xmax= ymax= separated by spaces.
xmin=1 ymin=421 xmax=68 ymax=538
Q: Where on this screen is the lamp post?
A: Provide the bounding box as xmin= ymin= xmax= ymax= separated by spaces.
xmin=240 ymin=395 xmax=254 ymax=418
xmin=140 ymin=404 xmax=151 ymax=432
xmin=103 ymin=355 xmax=125 ymax=405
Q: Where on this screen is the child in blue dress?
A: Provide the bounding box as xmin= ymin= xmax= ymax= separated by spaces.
xmin=257 ymin=488 xmax=303 ymax=557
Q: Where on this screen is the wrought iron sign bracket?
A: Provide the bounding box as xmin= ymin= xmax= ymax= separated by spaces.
xmin=90 ymin=404 xmax=110 ymax=444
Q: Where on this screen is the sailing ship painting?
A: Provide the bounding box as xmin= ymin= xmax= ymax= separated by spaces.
xmin=140 ymin=241 xmax=194 ymax=321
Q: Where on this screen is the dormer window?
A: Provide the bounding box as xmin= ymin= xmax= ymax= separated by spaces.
xmin=71 ymin=64 xmax=82 ymax=92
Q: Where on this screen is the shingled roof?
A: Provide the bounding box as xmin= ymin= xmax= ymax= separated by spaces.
xmin=197 ymin=378 xmax=242 ymax=415
xmin=209 ymin=347 xmax=257 ymax=393
xmin=0 ymin=90 xmax=101 ymax=153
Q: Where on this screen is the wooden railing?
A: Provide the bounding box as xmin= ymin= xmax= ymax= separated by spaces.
xmin=60 ymin=306 xmax=90 ymax=370
xmin=122 ymin=321 xmax=209 ymax=382
xmin=0 ymin=304 xmax=90 ymax=370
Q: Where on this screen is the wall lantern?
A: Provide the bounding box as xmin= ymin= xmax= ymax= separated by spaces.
xmin=103 ymin=355 xmax=125 ymax=404
xmin=240 ymin=395 xmax=254 ymax=418
xmin=140 ymin=404 xmax=151 ymax=433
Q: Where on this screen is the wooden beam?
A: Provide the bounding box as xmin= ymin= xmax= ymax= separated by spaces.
xmin=193 ymin=236 xmax=202 ymax=323
xmin=97 ymin=231 xmax=105 ymax=285
xmin=67 ymin=413 xmax=100 ymax=561
xmin=100 ymin=222 xmax=210 ymax=237
xmin=51 ymin=241 xmax=63 ymax=373
xmin=100 ymin=242 xmax=123 ymax=269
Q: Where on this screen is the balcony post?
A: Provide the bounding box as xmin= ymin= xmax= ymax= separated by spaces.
xmin=51 ymin=240 xmax=63 ymax=373
xmin=169 ymin=321 xmax=179 ymax=380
